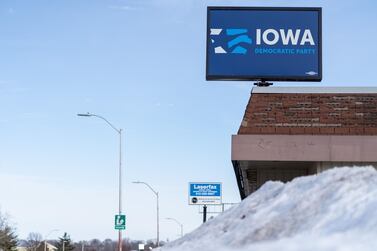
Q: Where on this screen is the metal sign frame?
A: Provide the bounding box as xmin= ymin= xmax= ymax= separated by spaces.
xmin=206 ymin=6 xmax=322 ymax=82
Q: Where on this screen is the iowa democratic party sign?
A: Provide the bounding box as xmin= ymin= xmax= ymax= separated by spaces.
xmin=206 ymin=7 xmax=322 ymax=81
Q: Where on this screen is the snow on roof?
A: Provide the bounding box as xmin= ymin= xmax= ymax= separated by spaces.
xmin=160 ymin=166 xmax=377 ymax=251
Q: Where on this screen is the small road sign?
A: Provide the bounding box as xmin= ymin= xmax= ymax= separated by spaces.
xmin=115 ymin=214 xmax=126 ymax=230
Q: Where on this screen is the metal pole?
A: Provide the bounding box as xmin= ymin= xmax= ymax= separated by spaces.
xmin=203 ymin=205 xmax=207 ymax=223
xmin=77 ymin=113 xmax=124 ymax=251
xmin=165 ymin=218 xmax=183 ymax=238
xmin=44 ymin=229 xmax=59 ymax=251
xmin=62 ymin=241 xmax=65 ymax=251
xmin=156 ymin=192 xmax=159 ymax=247
xmin=132 ymin=181 xmax=159 ymax=247
xmin=118 ymin=129 xmax=123 ymax=251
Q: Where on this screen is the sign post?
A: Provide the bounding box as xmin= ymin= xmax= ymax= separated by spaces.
xmin=114 ymin=214 xmax=126 ymax=230
xmin=203 ymin=205 xmax=207 ymax=223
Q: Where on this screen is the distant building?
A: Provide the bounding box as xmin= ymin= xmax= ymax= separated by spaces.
xmin=37 ymin=242 xmax=57 ymax=251
xmin=16 ymin=240 xmax=28 ymax=251
xmin=17 ymin=242 xmax=57 ymax=251
xmin=232 ymin=87 xmax=377 ymax=199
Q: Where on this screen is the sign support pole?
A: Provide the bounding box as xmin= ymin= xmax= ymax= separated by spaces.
xmin=203 ymin=205 xmax=207 ymax=223
xmin=254 ymin=80 xmax=273 ymax=87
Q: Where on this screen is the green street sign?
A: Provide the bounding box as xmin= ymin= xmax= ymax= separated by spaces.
xmin=115 ymin=214 xmax=126 ymax=230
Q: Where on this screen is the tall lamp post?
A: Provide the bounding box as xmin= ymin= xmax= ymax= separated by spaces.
xmin=166 ymin=218 xmax=183 ymax=238
xmin=132 ymin=181 xmax=159 ymax=247
xmin=43 ymin=229 xmax=59 ymax=251
xmin=77 ymin=112 xmax=123 ymax=251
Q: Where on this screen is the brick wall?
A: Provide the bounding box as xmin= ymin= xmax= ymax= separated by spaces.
xmin=238 ymin=93 xmax=377 ymax=135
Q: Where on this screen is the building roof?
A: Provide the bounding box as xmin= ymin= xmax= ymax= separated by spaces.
xmin=252 ymin=86 xmax=377 ymax=94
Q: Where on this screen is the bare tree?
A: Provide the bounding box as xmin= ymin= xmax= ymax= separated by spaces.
xmin=26 ymin=232 xmax=42 ymax=251
xmin=102 ymin=239 xmax=115 ymax=251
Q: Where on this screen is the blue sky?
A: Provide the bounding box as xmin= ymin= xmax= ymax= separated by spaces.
xmin=1 ymin=0 xmax=377 ymax=243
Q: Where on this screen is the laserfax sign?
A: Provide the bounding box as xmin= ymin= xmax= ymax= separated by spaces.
xmin=206 ymin=7 xmax=322 ymax=81
xmin=189 ymin=182 xmax=222 ymax=205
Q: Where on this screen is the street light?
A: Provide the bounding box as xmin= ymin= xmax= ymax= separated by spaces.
xmin=43 ymin=229 xmax=59 ymax=251
xmin=166 ymin=218 xmax=183 ymax=238
xmin=77 ymin=112 xmax=124 ymax=251
xmin=132 ymin=181 xmax=159 ymax=247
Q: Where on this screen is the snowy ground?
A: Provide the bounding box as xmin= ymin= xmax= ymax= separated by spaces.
xmin=159 ymin=166 xmax=377 ymax=251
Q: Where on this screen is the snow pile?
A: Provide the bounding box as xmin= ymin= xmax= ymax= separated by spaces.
xmin=160 ymin=167 xmax=377 ymax=251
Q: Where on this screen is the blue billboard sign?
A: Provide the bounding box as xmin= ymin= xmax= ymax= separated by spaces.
xmin=206 ymin=7 xmax=322 ymax=81
xmin=189 ymin=182 xmax=222 ymax=205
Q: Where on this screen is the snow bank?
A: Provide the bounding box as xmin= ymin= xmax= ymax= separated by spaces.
xmin=160 ymin=166 xmax=377 ymax=251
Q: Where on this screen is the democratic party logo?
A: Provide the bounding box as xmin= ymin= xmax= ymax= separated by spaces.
xmin=210 ymin=27 xmax=316 ymax=56
xmin=210 ymin=27 xmax=318 ymax=76
xmin=210 ymin=28 xmax=252 ymax=54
